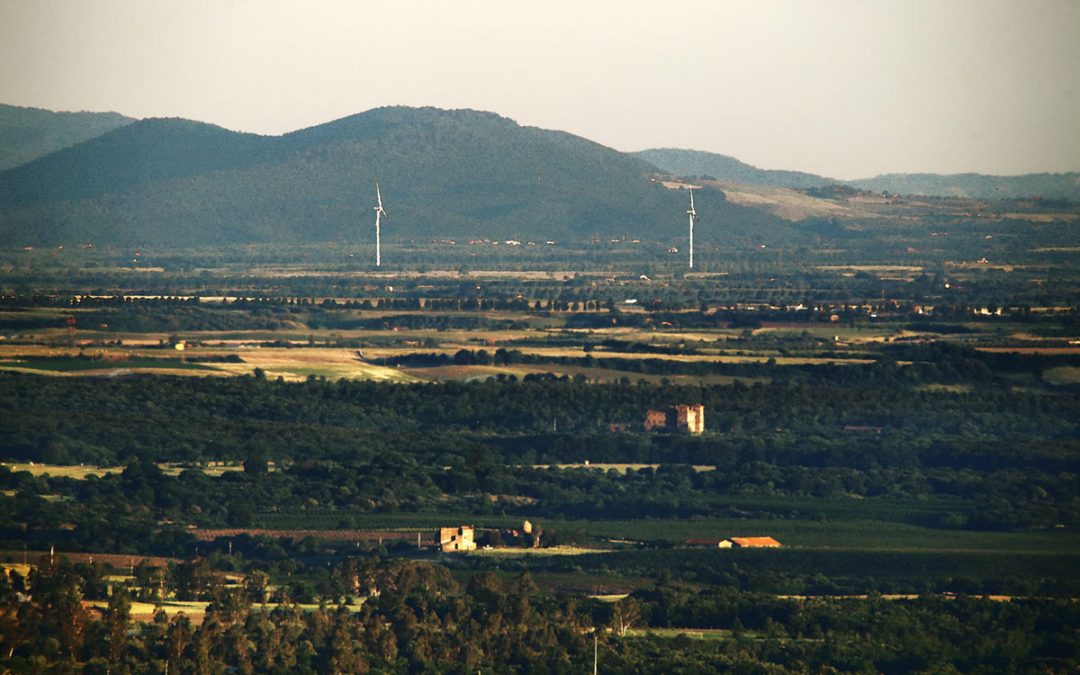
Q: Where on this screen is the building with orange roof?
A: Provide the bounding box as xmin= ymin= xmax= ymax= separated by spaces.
xmin=725 ymin=536 xmax=782 ymax=548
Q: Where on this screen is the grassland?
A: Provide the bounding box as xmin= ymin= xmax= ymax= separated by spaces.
xmin=86 ymin=599 xmax=210 ymax=622
xmin=209 ymin=347 xmax=419 ymax=382
xmin=469 ymin=546 xmax=614 ymax=557
xmin=0 ymin=462 xmax=123 ymax=479
xmin=1 ymin=461 xmax=256 ymax=479
xmin=81 ymin=599 xmax=369 ymax=624
xmin=251 ymin=508 xmax=1079 ymax=556
xmin=624 ymin=627 xmax=734 ymax=640
xmin=3 ymin=293 xmax=1068 ymax=386
xmin=533 ymin=463 xmax=718 ymax=473
xmin=0 ymin=354 xmax=215 ymax=375
xmin=2 ymin=243 xmax=1077 ymax=601
xmin=1042 ymin=366 xmax=1080 ymax=385
xmin=165 ymin=515 xmax=1080 ymax=557
xmin=0 ymin=344 xmax=417 ymax=382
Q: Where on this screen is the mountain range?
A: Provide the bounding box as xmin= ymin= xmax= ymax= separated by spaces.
xmin=0 ymin=106 xmax=782 ymax=247
xmin=0 ymin=103 xmax=134 ymax=172
xmin=636 ymin=148 xmax=1080 ymax=201
xmin=633 ymin=148 xmax=838 ymax=190
xmin=0 ymin=103 xmax=1076 ymax=247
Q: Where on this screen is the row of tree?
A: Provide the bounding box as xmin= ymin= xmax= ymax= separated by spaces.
xmin=2 ymin=556 xmax=1077 ymax=673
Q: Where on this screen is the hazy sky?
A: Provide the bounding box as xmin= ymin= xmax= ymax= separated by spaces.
xmin=1 ymin=0 xmax=1078 ymax=178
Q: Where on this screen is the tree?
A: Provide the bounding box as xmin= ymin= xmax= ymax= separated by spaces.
xmin=105 ymin=587 xmax=131 ymax=665
xmin=610 ymin=597 xmax=641 ymax=637
xmin=225 ymin=623 xmax=254 ymax=675
xmin=242 ymin=451 xmax=268 ymax=476
xmin=133 ymin=561 xmax=165 ymax=602
xmin=466 ymin=572 xmax=504 ymax=613
xmin=55 ymin=587 xmax=90 ymax=659
xmin=325 ymin=620 xmax=369 ymax=674
xmin=167 ymin=613 xmax=192 ymax=670
xmin=245 ymin=570 xmax=270 ymax=604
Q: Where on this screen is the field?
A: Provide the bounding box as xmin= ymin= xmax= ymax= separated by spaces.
xmin=1042 ymin=366 xmax=1080 ymax=385
xmin=0 ymin=333 xmax=879 ymax=383
xmin=208 ymin=347 xmax=419 ymax=382
xmin=0 ymin=462 xmax=124 ymax=480
xmin=469 ymin=546 xmax=613 ymax=557
xmin=247 ymin=507 xmax=1079 ymax=555
xmin=0 ymin=353 xmax=216 ymax=377
xmin=87 ymin=599 xmax=210 ymax=622
xmin=624 ymin=627 xmax=733 ymax=640
xmin=0 ymin=317 xmax=959 ymax=386
xmin=0 ymin=461 xmax=261 ymax=479
xmin=706 ymin=181 xmax=872 ymax=221
xmin=81 ymin=598 xmax=370 ymax=624
xmin=534 ymin=463 xmax=718 ymax=473
xmin=1 ymin=235 xmax=1078 ymax=672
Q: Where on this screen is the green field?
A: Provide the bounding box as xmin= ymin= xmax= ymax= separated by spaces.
xmin=0 ymin=355 xmax=214 ymax=373
xmin=624 ymin=627 xmax=734 ymax=640
xmin=253 ymin=508 xmax=1079 ymax=555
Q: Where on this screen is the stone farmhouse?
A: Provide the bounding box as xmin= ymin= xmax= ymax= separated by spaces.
xmin=644 ymin=404 xmax=705 ymax=434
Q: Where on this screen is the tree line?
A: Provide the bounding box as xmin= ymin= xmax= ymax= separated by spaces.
xmin=2 ymin=555 xmax=1077 ymax=673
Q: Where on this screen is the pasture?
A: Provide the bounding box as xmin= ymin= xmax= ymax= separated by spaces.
xmin=624 ymin=628 xmax=733 ymax=640
xmin=0 ymin=344 xmax=418 ymax=382
xmin=0 ymin=462 xmax=122 ymax=479
xmin=532 ymin=463 xmax=717 ymax=474
xmin=209 ymin=347 xmax=419 ymax=382
xmin=250 ymin=507 xmax=1080 ymax=556
xmin=1 ymin=461 xmax=256 ymax=479
xmin=3 ymin=296 xmax=1067 ymax=388
xmin=86 ymin=599 xmax=210 ymax=623
xmin=0 ymin=328 xmax=882 ymax=385
xmin=469 ymin=546 xmax=614 ymax=557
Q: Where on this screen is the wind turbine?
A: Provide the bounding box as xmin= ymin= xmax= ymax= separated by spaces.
xmin=686 ymin=187 xmax=698 ymax=269
xmin=373 ymin=180 xmax=387 ymax=267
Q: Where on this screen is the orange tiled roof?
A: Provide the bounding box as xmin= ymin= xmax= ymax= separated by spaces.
xmin=730 ymin=536 xmax=781 ymax=547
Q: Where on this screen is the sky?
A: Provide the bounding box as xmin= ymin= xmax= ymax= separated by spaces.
xmin=1 ymin=0 xmax=1078 ymax=179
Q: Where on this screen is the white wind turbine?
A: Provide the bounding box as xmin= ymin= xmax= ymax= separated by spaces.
xmin=373 ymin=180 xmax=387 ymax=267
xmin=686 ymin=187 xmax=698 ymax=269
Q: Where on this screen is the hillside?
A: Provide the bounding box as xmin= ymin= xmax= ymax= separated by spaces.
xmin=0 ymin=107 xmax=789 ymax=247
xmin=850 ymin=172 xmax=1080 ymax=201
xmin=638 ymin=147 xmax=1080 ymax=202
xmin=0 ymin=103 xmax=134 ymax=171
xmin=695 ymin=180 xmax=874 ymax=221
xmin=634 ymin=148 xmax=837 ymax=190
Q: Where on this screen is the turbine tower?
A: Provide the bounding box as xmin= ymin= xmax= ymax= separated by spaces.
xmin=686 ymin=188 xmax=698 ymax=269
xmin=373 ymin=180 xmax=387 ymax=267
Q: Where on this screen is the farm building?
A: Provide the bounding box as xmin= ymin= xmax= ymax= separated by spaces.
xmin=685 ymin=539 xmax=726 ymax=548
xmin=644 ymin=404 xmax=704 ymax=434
xmin=725 ymin=537 xmax=782 ymax=548
xmin=684 ymin=536 xmax=783 ymax=549
xmin=438 ymin=526 xmax=476 ymax=552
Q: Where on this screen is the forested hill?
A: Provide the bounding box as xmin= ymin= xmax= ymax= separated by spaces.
xmin=0 ymin=103 xmax=134 ymax=171
xmin=638 ymin=147 xmax=1080 ymax=201
xmin=634 ymin=148 xmax=837 ymax=190
xmin=0 ymin=106 xmax=786 ymax=247
xmin=850 ymin=172 xmax=1080 ymax=201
